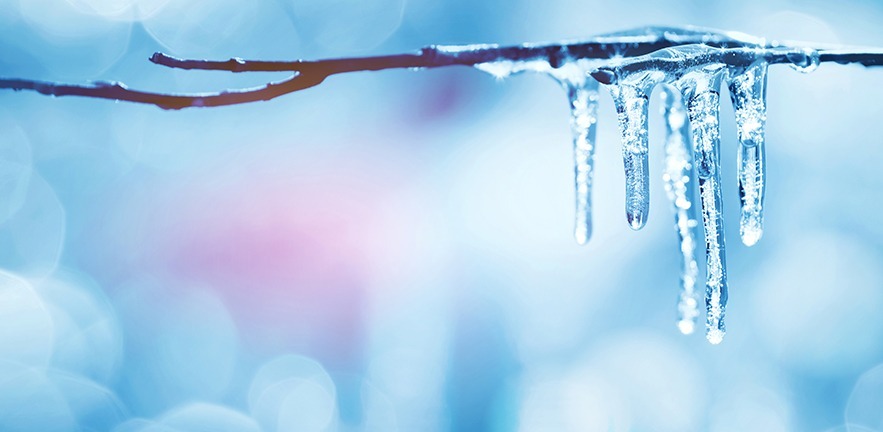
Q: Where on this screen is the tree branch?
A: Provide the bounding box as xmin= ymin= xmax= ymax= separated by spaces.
xmin=2 ymin=26 xmax=882 ymax=110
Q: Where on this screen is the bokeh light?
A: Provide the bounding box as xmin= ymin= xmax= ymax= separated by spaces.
xmin=846 ymin=364 xmax=883 ymax=431
xmin=2 ymin=0 xmax=883 ymax=430
xmin=113 ymin=278 xmax=239 ymax=415
xmin=0 ymin=174 xmax=66 ymax=277
xmin=750 ymin=231 xmax=883 ymax=374
xmin=0 ymin=271 xmax=54 ymax=366
xmin=12 ymin=0 xmax=132 ymax=79
xmin=35 ymin=270 xmax=123 ymax=383
xmin=249 ymin=355 xmax=338 ymax=432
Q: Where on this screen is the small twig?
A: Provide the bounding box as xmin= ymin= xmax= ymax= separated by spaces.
xmin=2 ymin=26 xmax=883 ymax=110
xmin=0 ymin=74 xmax=326 ymax=110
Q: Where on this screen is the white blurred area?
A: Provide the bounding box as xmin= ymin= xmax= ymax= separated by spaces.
xmin=2 ymin=0 xmax=883 ymax=431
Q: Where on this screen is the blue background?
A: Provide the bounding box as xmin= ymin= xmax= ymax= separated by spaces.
xmin=1 ymin=0 xmax=883 ymax=431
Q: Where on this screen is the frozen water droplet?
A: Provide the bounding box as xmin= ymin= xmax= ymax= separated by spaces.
xmin=627 ymin=211 xmax=646 ymax=230
xmin=787 ymin=47 xmax=820 ymax=74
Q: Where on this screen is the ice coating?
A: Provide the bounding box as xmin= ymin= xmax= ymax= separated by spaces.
xmin=787 ymin=47 xmax=820 ymax=73
xmin=660 ymin=85 xmax=700 ymax=335
xmin=728 ymin=62 xmax=768 ymax=246
xmin=676 ymin=72 xmax=729 ymax=345
xmin=474 ymin=59 xmax=547 ymax=79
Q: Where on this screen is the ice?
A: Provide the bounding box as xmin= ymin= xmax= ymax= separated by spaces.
xmin=593 ymin=44 xmax=736 ymax=343
xmin=464 ymin=38 xmax=833 ymax=342
xmin=563 ymin=81 xmax=600 ymax=243
xmin=609 ymin=83 xmax=652 ymax=230
xmin=673 ymin=65 xmax=730 ymax=345
xmin=473 ymin=59 xmax=552 ymax=80
xmin=598 ymin=70 xmax=668 ymax=231
xmin=786 ymin=47 xmax=820 ymax=74
xmin=727 ymin=62 xmax=768 ymax=246
xmin=683 ymin=88 xmax=729 ymax=345
xmin=660 ymin=85 xmax=700 ymax=335
xmin=549 ymin=60 xmax=604 ymax=243
xmin=594 ymin=25 xmax=766 ymax=47
xmin=0 ymin=25 xmax=852 ymax=345
xmin=472 ymin=57 xmax=606 ymax=242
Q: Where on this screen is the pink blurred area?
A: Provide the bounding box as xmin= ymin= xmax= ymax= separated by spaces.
xmin=80 ymin=131 xmax=436 ymax=359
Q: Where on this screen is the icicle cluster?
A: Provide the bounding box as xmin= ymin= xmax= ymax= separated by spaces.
xmin=471 ymin=28 xmax=821 ymax=344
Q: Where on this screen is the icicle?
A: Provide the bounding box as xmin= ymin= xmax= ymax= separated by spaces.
xmin=594 ymin=48 xmax=708 ymax=231
xmin=564 ymin=81 xmax=600 ymax=244
xmin=660 ymin=85 xmax=700 ymax=335
xmin=546 ymin=59 xmax=605 ymax=244
xmin=458 ymin=34 xmax=845 ymax=343
xmin=728 ymin=62 xmax=768 ymax=246
xmin=675 ymin=71 xmax=729 ymax=344
xmin=607 ymin=83 xmax=652 ymax=230
xmin=593 ymin=44 xmax=755 ymax=343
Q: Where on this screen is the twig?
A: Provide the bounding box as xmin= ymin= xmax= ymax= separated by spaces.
xmin=0 ymin=75 xmax=326 ymax=110
xmin=1 ymin=26 xmax=883 ymax=110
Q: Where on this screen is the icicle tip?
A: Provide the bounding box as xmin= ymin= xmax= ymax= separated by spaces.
xmin=741 ymin=225 xmax=763 ymax=247
xmin=706 ymin=328 xmax=725 ymax=344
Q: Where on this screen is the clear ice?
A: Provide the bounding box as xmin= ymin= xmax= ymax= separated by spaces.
xmin=660 ymin=85 xmax=700 ymax=335
xmin=550 ymin=60 xmax=604 ymax=244
xmin=728 ymin=62 xmax=768 ymax=246
xmin=565 ymin=82 xmax=600 ymax=244
xmin=680 ymin=77 xmax=729 ymax=345
xmin=467 ymin=27 xmax=824 ymax=344
xmin=609 ymin=83 xmax=652 ymax=230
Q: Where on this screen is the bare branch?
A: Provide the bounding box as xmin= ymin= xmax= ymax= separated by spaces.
xmin=0 ymin=73 xmax=327 ymax=110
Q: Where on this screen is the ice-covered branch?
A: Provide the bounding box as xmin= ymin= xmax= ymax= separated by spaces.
xmin=3 ymin=26 xmax=883 ymax=344
xmin=2 ymin=26 xmax=882 ymax=110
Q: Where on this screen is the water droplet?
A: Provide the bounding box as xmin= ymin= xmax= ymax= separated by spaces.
xmin=787 ymin=47 xmax=820 ymax=74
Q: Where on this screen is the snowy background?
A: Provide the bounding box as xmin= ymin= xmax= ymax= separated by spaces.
xmin=1 ymin=0 xmax=883 ymax=431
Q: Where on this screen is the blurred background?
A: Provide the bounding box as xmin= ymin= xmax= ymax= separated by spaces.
xmin=1 ymin=0 xmax=883 ymax=430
